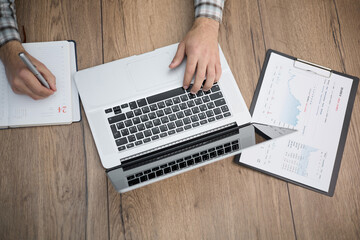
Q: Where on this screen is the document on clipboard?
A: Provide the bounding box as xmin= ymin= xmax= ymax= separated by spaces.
xmin=235 ymin=50 xmax=358 ymax=196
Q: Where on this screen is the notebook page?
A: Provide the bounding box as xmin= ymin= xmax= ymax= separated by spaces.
xmin=8 ymin=41 xmax=72 ymax=127
xmin=241 ymin=52 xmax=353 ymax=192
xmin=0 ymin=63 xmax=10 ymax=127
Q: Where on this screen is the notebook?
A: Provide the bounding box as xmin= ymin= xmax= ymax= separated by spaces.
xmin=234 ymin=50 xmax=358 ymax=196
xmin=0 ymin=40 xmax=80 ymax=128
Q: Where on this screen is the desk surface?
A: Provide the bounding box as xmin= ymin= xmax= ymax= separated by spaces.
xmin=1 ymin=0 xmax=359 ymax=239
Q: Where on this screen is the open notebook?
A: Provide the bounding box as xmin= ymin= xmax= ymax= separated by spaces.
xmin=0 ymin=40 xmax=80 ymax=128
xmin=235 ymin=50 xmax=358 ymax=196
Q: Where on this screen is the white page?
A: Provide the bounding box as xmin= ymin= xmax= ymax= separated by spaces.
xmin=240 ymin=53 xmax=353 ymax=192
xmin=8 ymin=41 xmax=72 ymax=127
xmin=0 ymin=63 xmax=10 ymax=128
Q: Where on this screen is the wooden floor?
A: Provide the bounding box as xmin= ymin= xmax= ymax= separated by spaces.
xmin=0 ymin=0 xmax=359 ymax=239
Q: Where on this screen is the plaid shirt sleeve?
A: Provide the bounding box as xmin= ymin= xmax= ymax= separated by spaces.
xmin=194 ymin=0 xmax=225 ymax=23
xmin=0 ymin=0 xmax=20 ymax=47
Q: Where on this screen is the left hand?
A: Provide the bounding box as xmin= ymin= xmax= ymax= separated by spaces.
xmin=169 ymin=17 xmax=221 ymax=94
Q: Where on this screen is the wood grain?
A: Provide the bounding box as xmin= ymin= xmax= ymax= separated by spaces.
xmin=0 ymin=0 xmax=106 ymax=239
xmin=102 ymin=0 xmax=294 ymax=239
xmin=258 ymin=0 xmax=360 ymax=239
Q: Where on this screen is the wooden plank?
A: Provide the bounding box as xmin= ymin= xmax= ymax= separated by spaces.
xmin=0 ymin=0 xmax=106 ymax=239
xmin=258 ymin=0 xmax=360 ymax=239
xmin=103 ymin=0 xmax=295 ymax=239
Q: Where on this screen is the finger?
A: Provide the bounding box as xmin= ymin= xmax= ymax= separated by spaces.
xmin=215 ymin=62 xmax=222 ymax=83
xmin=22 ymin=70 xmax=54 ymax=98
xmin=169 ymin=42 xmax=185 ymax=69
xmin=12 ymin=78 xmax=44 ymax=100
xmin=191 ymin=61 xmax=207 ymax=94
xmin=203 ymin=64 xmax=215 ymax=91
xmin=32 ymin=58 xmax=57 ymax=91
xmin=183 ymin=57 xmax=197 ymax=90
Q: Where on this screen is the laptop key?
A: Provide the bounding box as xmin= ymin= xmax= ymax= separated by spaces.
xmin=200 ymin=120 xmax=207 ymax=125
xmin=156 ymin=170 xmax=164 ymax=177
xmin=164 ymin=107 xmax=172 ymax=114
xmin=147 ymin=87 xmax=185 ymax=104
xmin=126 ymin=143 xmax=135 ymax=148
xmin=161 ymin=116 xmax=169 ymax=124
xmin=140 ymin=175 xmax=148 ymax=182
xmin=148 ymin=172 xmax=156 ymax=179
xmin=125 ymin=119 xmax=133 ymax=127
xmin=160 ymin=125 xmax=168 ymax=132
xmin=116 ymin=122 xmax=125 ymax=129
xmin=129 ymin=126 xmax=137 ymax=133
xmin=176 ymin=127 xmax=184 ymax=132
xmin=157 ymin=101 xmax=166 ymax=109
xmin=125 ymin=111 xmax=134 ymax=119
xmin=129 ymin=101 xmax=137 ymax=109
xmin=214 ymin=108 xmax=222 ymax=115
xmin=206 ymin=110 xmax=214 ymax=117
xmin=164 ymin=167 xmax=171 ymax=174
xmin=134 ymin=109 xmax=142 ymax=116
xmin=194 ymin=157 xmax=202 ymax=163
xmin=140 ymin=115 xmax=149 ymax=122
xmin=191 ymin=115 xmax=199 ymax=122
xmin=171 ymin=164 xmax=179 ymax=171
xmin=207 ymin=102 xmax=215 ymax=109
xmin=108 ymin=113 xmax=126 ymax=124
xmin=151 ymin=135 xmax=159 ymax=140
xmin=121 ymin=103 xmax=129 ymax=108
xmin=142 ymin=106 xmax=150 ymax=113
xmin=116 ymin=137 xmax=128 ymax=146
xmin=165 ymin=99 xmax=173 ymax=106
xmin=195 ymin=98 xmax=202 ymax=105
xmin=176 ymin=111 xmax=184 ymax=119
xmin=210 ymin=92 xmax=223 ymax=100
xmin=191 ymin=106 xmax=200 ymax=114
xmin=121 ymin=129 xmax=129 ymax=136
xmin=136 ymin=132 xmax=144 ymax=140
xmin=173 ymin=97 xmax=181 ymax=104
xmin=192 ymin=122 xmax=200 ymax=128
xmin=160 ymin=132 xmax=168 ymax=138
xmin=216 ymin=115 xmax=223 ymax=120
xmin=183 ymin=117 xmax=191 ymax=125
xmin=224 ymin=112 xmax=231 ymax=118
xmin=179 ymin=162 xmax=187 ymax=169
xmin=221 ymin=105 xmax=229 ymax=112
xmin=149 ymin=104 xmax=158 ymax=111
xmin=211 ymin=84 xmax=220 ymax=92
xmin=167 ymin=122 xmax=176 ymax=130
xmin=135 ymin=140 xmax=143 ymax=146
xmin=143 ymin=138 xmax=151 ymax=143
xmin=184 ymin=109 xmax=192 ymax=116
xmin=105 ymin=108 xmax=112 ymax=113
xmin=144 ymin=170 xmax=151 ymax=174
xmin=168 ymin=130 xmax=176 ymax=135
xmin=180 ymin=94 xmax=189 ymax=102
xmin=128 ymin=178 xmax=140 ymax=186
xmin=198 ymin=113 xmax=206 ymax=120
xmin=156 ymin=110 xmax=165 ymax=117
xmin=144 ymin=130 xmax=152 ymax=137
xmin=145 ymin=121 xmax=153 ymax=129
xmin=187 ymin=100 xmax=195 ymax=107
xmin=118 ymin=146 xmax=126 ymax=151
xmin=214 ymin=99 xmax=226 ymax=107
xmin=169 ymin=114 xmax=177 ymax=121
xmin=152 ymin=127 xmax=160 ymax=134
xmin=153 ymin=119 xmax=161 ymax=126
xmin=208 ymin=117 xmax=215 ymax=122
xmin=184 ymin=125 xmax=192 ymax=130
xmin=128 ymin=135 xmax=136 ymax=142
xmin=171 ymin=105 xmax=180 ymax=112
xmin=199 ymin=104 xmax=207 ymax=112
xmin=127 ymin=175 xmax=135 ymax=180
xmin=148 ymin=112 xmax=156 ymax=119
xmin=137 ymin=98 xmax=147 ymax=107
xmin=202 ymin=96 xmax=210 ymax=103
xmin=175 ymin=120 xmax=183 ymax=127
xmin=137 ymin=123 xmax=145 ymax=131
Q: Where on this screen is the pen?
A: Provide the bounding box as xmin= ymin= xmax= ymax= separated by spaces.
xmin=19 ymin=52 xmax=50 ymax=89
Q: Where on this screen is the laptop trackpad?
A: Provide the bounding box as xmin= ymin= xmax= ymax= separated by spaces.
xmin=127 ymin=52 xmax=181 ymax=92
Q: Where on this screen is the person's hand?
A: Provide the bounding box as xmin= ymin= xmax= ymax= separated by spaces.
xmin=0 ymin=41 xmax=56 ymax=100
xmin=169 ymin=17 xmax=221 ymax=94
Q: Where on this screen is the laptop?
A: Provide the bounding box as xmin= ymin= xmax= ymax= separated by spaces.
xmin=75 ymin=43 xmax=294 ymax=193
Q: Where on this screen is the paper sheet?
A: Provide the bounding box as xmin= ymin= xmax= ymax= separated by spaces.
xmin=7 ymin=41 xmax=73 ymax=127
xmin=240 ymin=53 xmax=353 ymax=192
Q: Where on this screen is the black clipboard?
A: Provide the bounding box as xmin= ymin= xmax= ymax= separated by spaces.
xmin=234 ymin=49 xmax=359 ymax=196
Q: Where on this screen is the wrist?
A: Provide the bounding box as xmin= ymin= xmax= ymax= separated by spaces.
xmin=0 ymin=40 xmax=24 ymax=62
xmin=194 ymin=17 xmax=220 ymax=31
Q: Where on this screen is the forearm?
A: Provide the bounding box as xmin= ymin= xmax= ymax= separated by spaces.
xmin=0 ymin=0 xmax=21 ymax=48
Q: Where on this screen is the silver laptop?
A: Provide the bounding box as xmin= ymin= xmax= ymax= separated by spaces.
xmin=75 ymin=43 xmax=293 ymax=193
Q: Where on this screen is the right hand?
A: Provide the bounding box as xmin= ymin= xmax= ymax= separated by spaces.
xmin=0 ymin=40 xmax=56 ymax=100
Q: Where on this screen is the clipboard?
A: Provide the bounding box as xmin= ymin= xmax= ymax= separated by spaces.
xmin=234 ymin=49 xmax=359 ymax=196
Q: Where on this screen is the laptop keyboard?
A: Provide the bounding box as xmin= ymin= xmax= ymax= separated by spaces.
xmin=105 ymin=83 xmax=231 ymax=152
xmin=126 ymin=140 xmax=239 ymax=186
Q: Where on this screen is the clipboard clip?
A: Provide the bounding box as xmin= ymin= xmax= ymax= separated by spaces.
xmin=293 ymin=58 xmax=332 ymax=78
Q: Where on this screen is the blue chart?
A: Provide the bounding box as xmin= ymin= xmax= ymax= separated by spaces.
xmin=280 ymin=81 xmax=301 ymax=126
